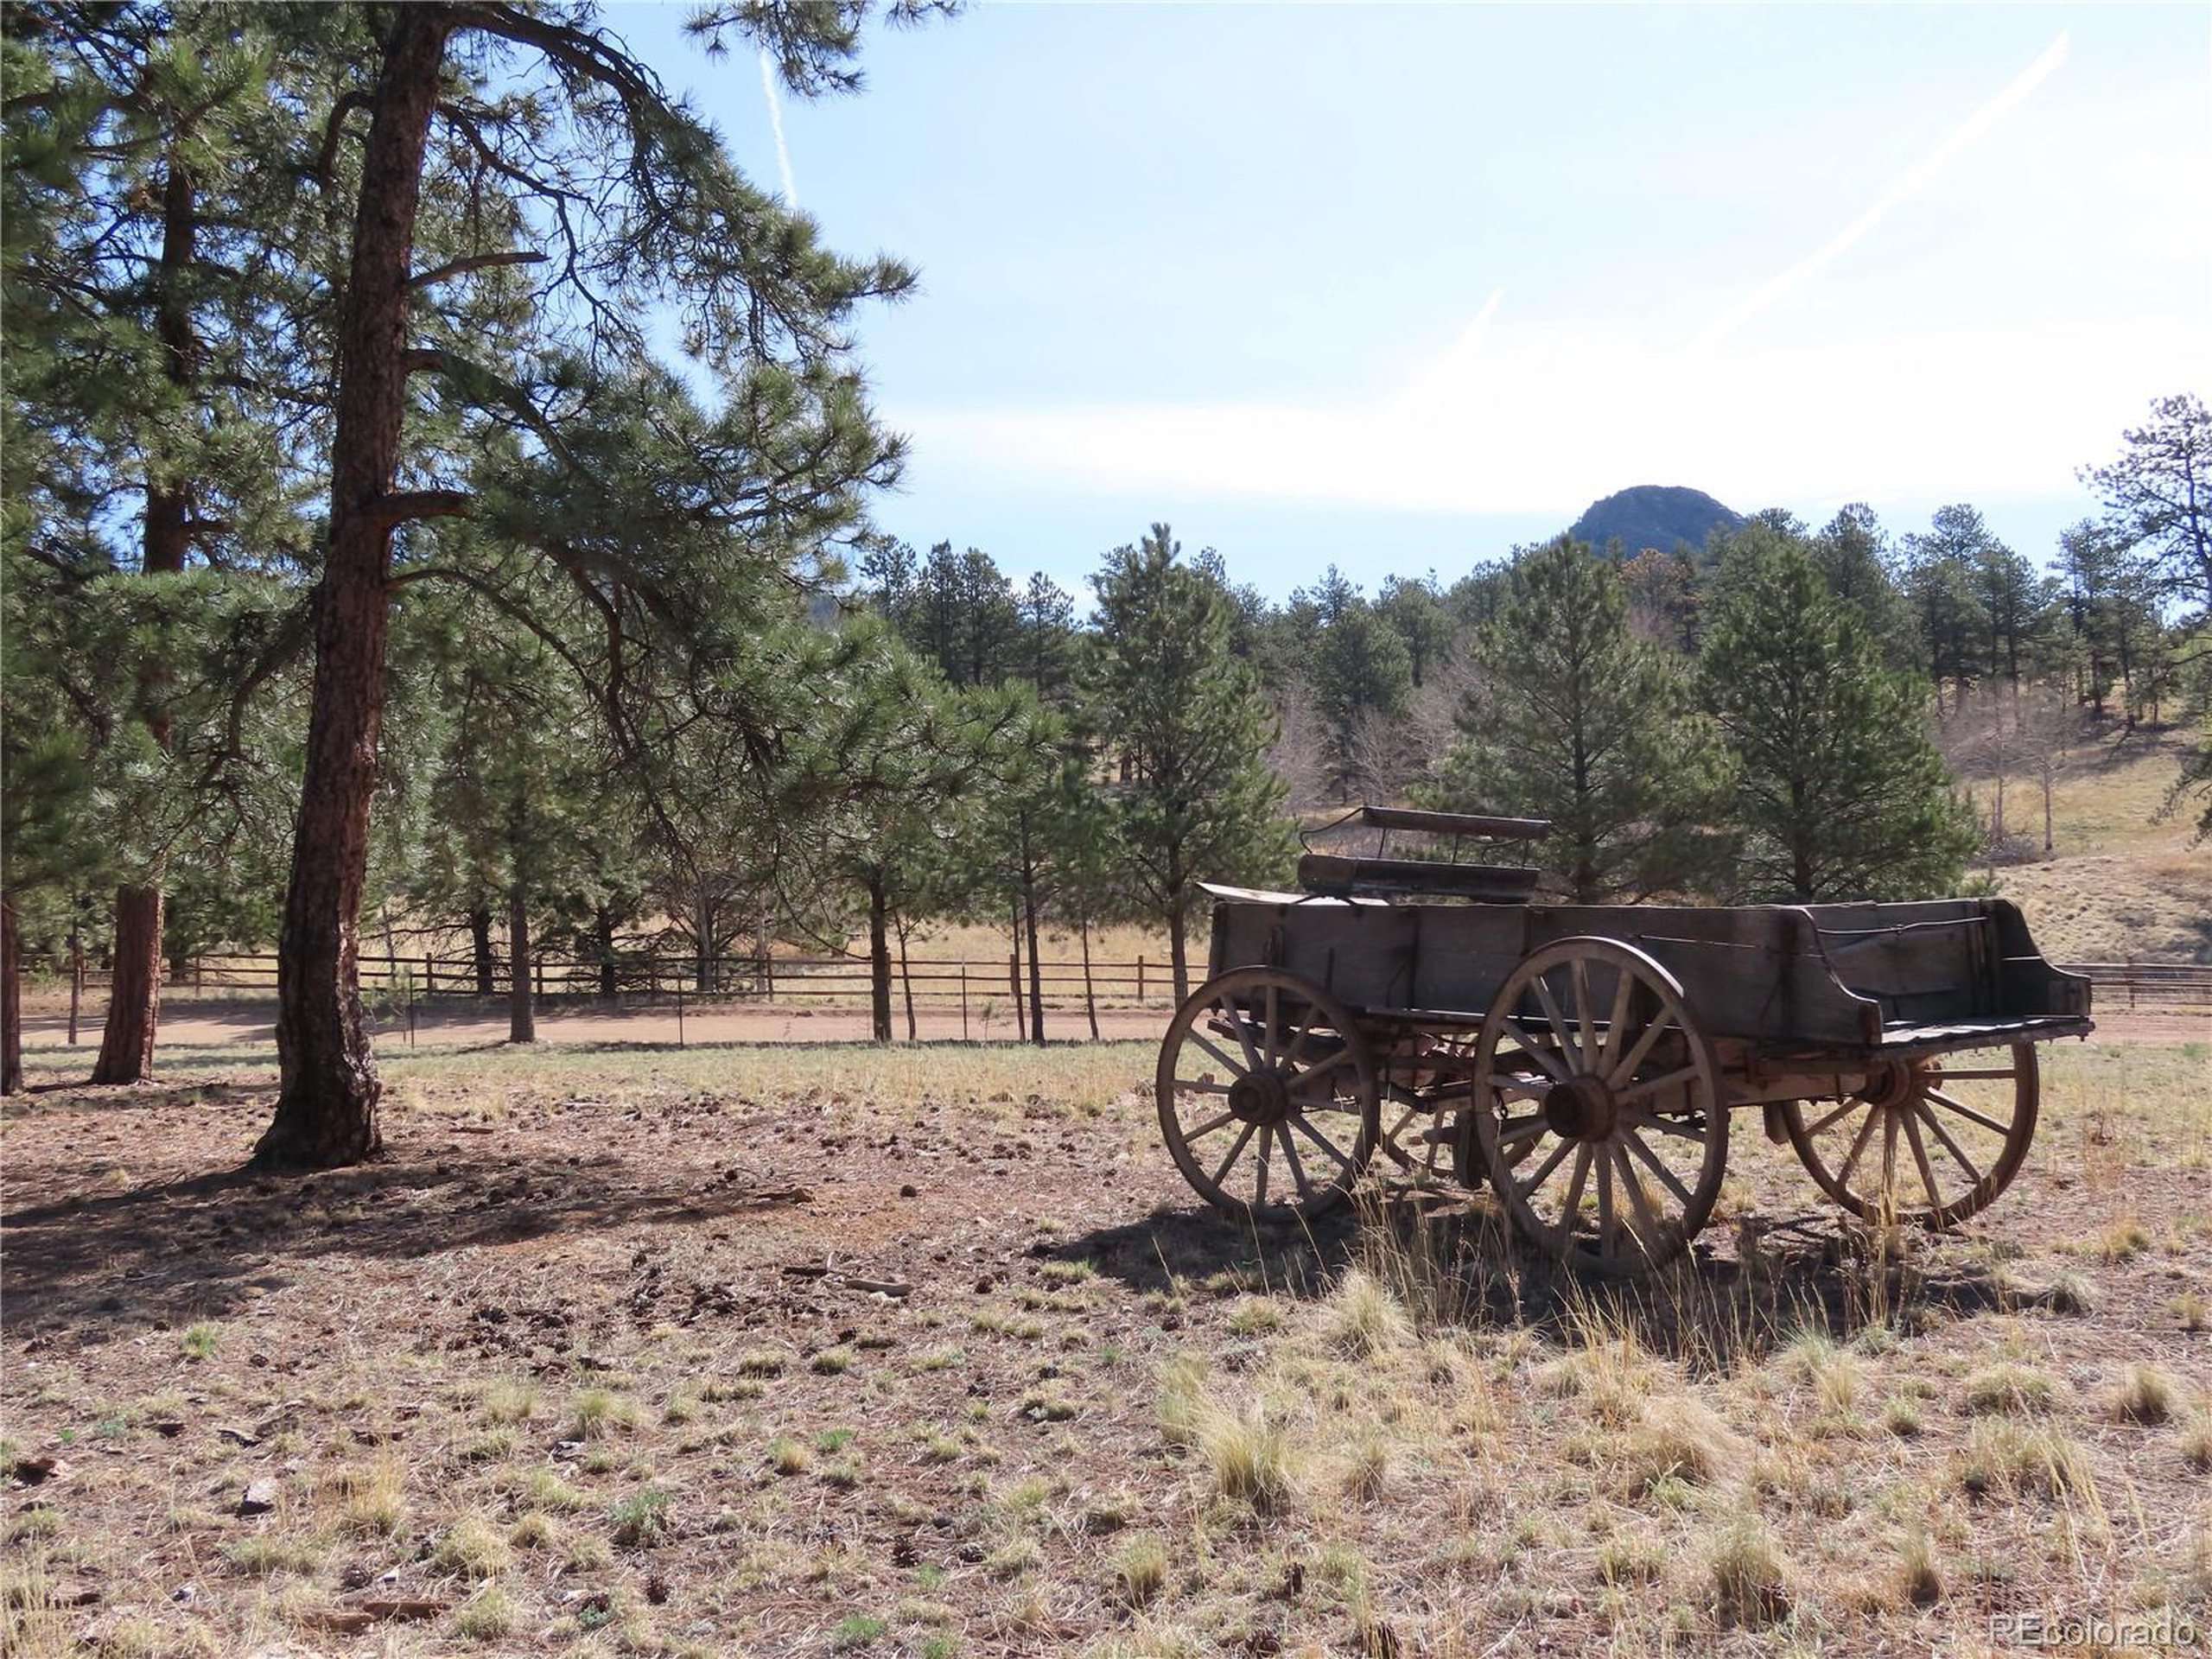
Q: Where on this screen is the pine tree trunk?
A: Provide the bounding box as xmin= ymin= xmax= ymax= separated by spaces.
xmin=898 ymin=925 xmax=917 ymax=1042
xmin=1 ymin=892 xmax=22 ymax=1096
xmin=258 ymin=8 xmax=455 ymax=1170
xmin=508 ymin=886 xmax=535 ymax=1044
xmin=92 ymin=887 xmax=162 ymax=1084
xmin=1023 ymin=869 xmax=1046 ymax=1046
xmin=1168 ymin=899 xmax=1191 ymax=1005
xmin=1079 ymin=915 xmax=1099 ymax=1041
xmin=595 ymin=906 xmax=618 ymax=1000
xmin=98 ymin=158 xmax=199 ymax=1087
xmin=867 ymin=874 xmax=893 ymax=1044
xmin=470 ymin=906 xmax=494 ymax=995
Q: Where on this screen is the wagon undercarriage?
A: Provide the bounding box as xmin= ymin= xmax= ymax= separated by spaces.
xmin=1154 ymin=809 xmax=2092 ymax=1280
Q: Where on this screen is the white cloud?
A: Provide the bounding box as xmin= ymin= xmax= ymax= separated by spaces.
xmin=899 ymin=313 xmax=2206 ymax=518
xmin=1691 ymin=31 xmax=2072 ymax=353
xmin=759 ymin=48 xmax=797 ymax=207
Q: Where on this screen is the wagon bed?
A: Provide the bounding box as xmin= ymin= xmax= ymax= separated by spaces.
xmin=1152 ymin=810 xmax=2093 ymax=1278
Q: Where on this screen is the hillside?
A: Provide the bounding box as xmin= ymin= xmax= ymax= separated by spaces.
xmin=1980 ymin=724 xmax=2210 ymax=964
xmin=1568 ymin=484 xmax=1745 ymax=556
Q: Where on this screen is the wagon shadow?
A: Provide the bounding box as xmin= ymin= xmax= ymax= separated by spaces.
xmin=1062 ymin=1193 xmax=2018 ymax=1369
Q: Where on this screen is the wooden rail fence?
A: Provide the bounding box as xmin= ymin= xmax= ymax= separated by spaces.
xmin=63 ymin=953 xmax=2212 ymax=1020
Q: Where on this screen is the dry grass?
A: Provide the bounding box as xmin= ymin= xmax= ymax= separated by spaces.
xmin=6 ymin=1033 xmax=2209 ymax=1656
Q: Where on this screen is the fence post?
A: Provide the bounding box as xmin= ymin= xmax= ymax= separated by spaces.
xmin=1009 ymin=954 xmax=1022 ymax=1041
xmin=765 ymin=955 xmax=775 ymax=1002
xmin=1137 ymin=957 xmax=1145 ymax=1001
xmin=195 ymin=957 xmax=204 ymax=994
xmin=677 ymin=990 xmax=684 ymax=1048
xmin=536 ymin=956 xmax=545 ymax=1003
xmin=960 ymin=963 xmax=969 ymax=1041
xmin=424 ymin=953 xmax=435 ymax=995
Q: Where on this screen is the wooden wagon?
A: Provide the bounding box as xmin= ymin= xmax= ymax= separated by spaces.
xmin=1154 ymin=807 xmax=2093 ymax=1277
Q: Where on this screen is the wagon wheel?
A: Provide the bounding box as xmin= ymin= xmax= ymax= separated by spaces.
xmin=1156 ymin=968 xmax=1380 ymax=1220
xmin=1468 ymin=938 xmax=1729 ymax=1278
xmin=1780 ymin=1041 xmax=2037 ymax=1229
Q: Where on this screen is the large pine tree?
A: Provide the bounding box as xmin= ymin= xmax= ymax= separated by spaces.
xmin=1700 ymin=528 xmax=1977 ymax=901
xmin=1088 ymin=524 xmax=1293 ymax=1001
xmin=1419 ymin=536 xmax=1732 ymax=903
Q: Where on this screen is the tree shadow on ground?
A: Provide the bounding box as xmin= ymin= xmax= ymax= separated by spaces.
xmin=1060 ymin=1186 xmax=2023 ymax=1369
xmin=3 ymin=1141 xmax=799 ymax=1334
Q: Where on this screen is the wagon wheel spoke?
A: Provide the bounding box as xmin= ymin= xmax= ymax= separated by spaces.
xmin=1293 ymin=1112 xmax=1355 ymax=1174
xmin=1615 ymin=1065 xmax=1700 ymax=1107
xmin=1173 ymin=1077 xmax=1234 ymax=1096
xmin=1292 ymin=1047 xmax=1354 ymax=1092
xmin=1215 ymin=999 xmax=1262 ymax=1071
xmin=1529 ymin=975 xmax=1580 ymax=1072
xmin=1605 ymin=1011 xmax=1669 ymax=1089
xmin=1210 ymin=1121 xmax=1258 ymax=1190
xmin=1554 ymin=1142 xmax=1593 ymax=1223
xmin=1623 ymin=1128 xmax=1694 ymax=1208
xmin=1600 ymin=968 xmax=1635 ymax=1072
xmin=1278 ymin=1124 xmax=1313 ymax=1197
xmin=1613 ymin=1145 xmax=1663 ymax=1245
xmin=1912 ymin=1102 xmax=1982 ymax=1187
xmin=1802 ymin=1097 xmax=1864 ymax=1138
xmin=1630 ymin=1112 xmax=1710 ymax=1145
xmin=1835 ymin=1106 xmax=1883 ymax=1185
xmin=1496 ymin=1113 xmax=1550 ymax=1150
xmin=1251 ymin=1126 xmax=1271 ymax=1205
xmin=1929 ymin=1066 xmax=2018 ymax=1081
xmin=1263 ymin=982 xmax=1281 ymax=1065
xmin=1182 ymin=1109 xmax=1236 ymax=1142
xmin=1925 ymin=1088 xmax=2011 ymax=1137
xmin=1500 ymin=1019 xmax=1571 ymax=1082
xmin=1285 ymin=1017 xmax=1318 ymax=1068
xmin=1901 ymin=1109 xmax=1945 ymax=1212
xmin=1514 ymin=1134 xmax=1576 ymax=1198
xmin=1569 ymin=960 xmax=1599 ymax=1072
xmin=1188 ymin=1027 xmax=1247 ymax=1081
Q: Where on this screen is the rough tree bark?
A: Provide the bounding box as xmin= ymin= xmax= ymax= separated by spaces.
xmin=470 ymin=905 xmax=495 ymax=995
xmin=2 ymin=893 xmax=22 ymax=1096
xmin=1078 ymin=914 xmax=1099 ymax=1041
xmin=507 ymin=887 xmax=535 ymax=1044
xmin=96 ymin=156 xmax=199 ymax=1084
xmin=866 ymin=873 xmax=893 ymax=1044
xmin=1167 ymin=895 xmax=1191 ymax=1006
xmin=257 ymin=8 xmax=457 ymax=1168
xmin=1021 ymin=865 xmax=1045 ymax=1046
xmin=92 ymin=887 xmax=162 ymax=1084
xmin=897 ymin=923 xmax=917 ymax=1042
xmin=594 ymin=906 xmax=618 ymax=1000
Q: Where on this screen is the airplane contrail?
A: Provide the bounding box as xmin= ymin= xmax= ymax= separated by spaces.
xmin=1693 ymin=30 xmax=2070 ymax=352
xmin=759 ymin=48 xmax=798 ymax=207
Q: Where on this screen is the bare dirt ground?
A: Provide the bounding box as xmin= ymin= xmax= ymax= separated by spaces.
xmin=4 ymin=1036 xmax=2209 ymax=1657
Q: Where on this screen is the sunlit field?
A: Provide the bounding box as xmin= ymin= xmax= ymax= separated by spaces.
xmin=5 ymin=1035 xmax=2206 ymax=1656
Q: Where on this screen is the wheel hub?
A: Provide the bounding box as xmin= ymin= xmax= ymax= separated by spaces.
xmin=1228 ymin=1068 xmax=1294 ymax=1126
xmin=1853 ymin=1059 xmax=1927 ymax=1111
xmin=1541 ymin=1074 xmax=1618 ymax=1142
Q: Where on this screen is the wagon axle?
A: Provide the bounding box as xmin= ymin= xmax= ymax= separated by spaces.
xmin=1539 ymin=1074 xmax=1618 ymax=1143
xmin=1226 ymin=1067 xmax=1297 ymax=1128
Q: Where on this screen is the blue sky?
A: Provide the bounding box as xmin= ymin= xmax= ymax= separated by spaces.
xmin=613 ymin=3 xmax=2210 ymax=599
